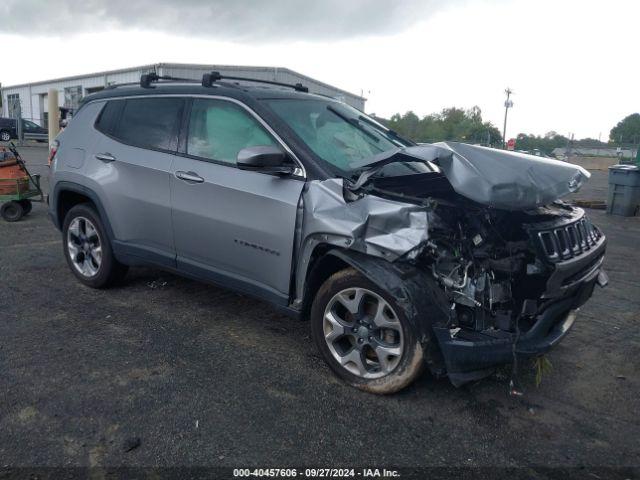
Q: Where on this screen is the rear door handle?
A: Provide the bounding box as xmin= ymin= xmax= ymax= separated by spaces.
xmin=175 ymin=171 xmax=204 ymax=183
xmin=95 ymin=152 xmax=116 ymax=162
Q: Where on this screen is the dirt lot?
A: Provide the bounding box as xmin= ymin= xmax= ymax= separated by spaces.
xmin=1 ymin=146 xmax=639 ymax=477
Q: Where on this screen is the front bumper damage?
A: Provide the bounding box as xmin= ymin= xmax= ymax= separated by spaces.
xmin=431 ymin=228 xmax=608 ymax=384
xmin=295 ymin=144 xmax=608 ymax=387
xmin=433 ymin=267 xmax=608 ymax=386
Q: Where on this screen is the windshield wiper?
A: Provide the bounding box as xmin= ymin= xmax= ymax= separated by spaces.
xmin=357 ymin=115 xmax=413 ymax=146
xmin=347 ymin=145 xmax=446 ymax=191
xmin=349 ymin=156 xmax=422 ymax=190
xmin=326 ymin=105 xmax=380 ymax=143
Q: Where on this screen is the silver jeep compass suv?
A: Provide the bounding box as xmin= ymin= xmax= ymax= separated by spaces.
xmin=48 ymin=72 xmax=608 ymax=393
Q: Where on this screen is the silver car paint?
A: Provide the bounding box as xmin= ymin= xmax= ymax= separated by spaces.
xmin=87 ymin=132 xmax=177 ymax=260
xmin=51 ymin=93 xmax=593 ymax=312
xmin=293 ymin=178 xmax=431 ymax=305
xmin=52 ymin=100 xmax=177 ymax=265
xmin=352 ymin=142 xmax=590 ymax=211
xmin=51 ymin=102 xmax=104 ymax=182
xmin=51 ymin=94 xmax=308 ymax=302
xmin=171 ymin=155 xmax=304 ymax=296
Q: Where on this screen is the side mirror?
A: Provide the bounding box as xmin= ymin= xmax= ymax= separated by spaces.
xmin=237 ymin=145 xmax=295 ymax=175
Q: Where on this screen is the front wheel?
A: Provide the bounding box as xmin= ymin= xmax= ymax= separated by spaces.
xmin=0 ymin=130 xmax=11 ymax=142
xmin=62 ymin=204 xmax=128 ymax=288
xmin=311 ymin=268 xmax=424 ymax=394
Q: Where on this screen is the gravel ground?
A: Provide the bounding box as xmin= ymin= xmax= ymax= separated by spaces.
xmin=1 ymin=146 xmax=638 ymax=477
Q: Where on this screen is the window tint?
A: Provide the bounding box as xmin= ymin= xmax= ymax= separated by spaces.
xmin=95 ymin=100 xmax=124 ymax=136
xmin=113 ymin=98 xmax=183 ymax=151
xmin=187 ymin=99 xmax=276 ymax=164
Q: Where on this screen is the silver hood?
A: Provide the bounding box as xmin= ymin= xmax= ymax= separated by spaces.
xmin=356 ymin=142 xmax=590 ymax=211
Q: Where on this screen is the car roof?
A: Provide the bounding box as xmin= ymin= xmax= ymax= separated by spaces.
xmin=82 ymin=82 xmax=337 ymax=105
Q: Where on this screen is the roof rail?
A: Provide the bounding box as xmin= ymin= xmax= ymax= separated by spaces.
xmin=139 ymin=73 xmax=198 ymax=88
xmin=202 ymin=71 xmax=309 ymax=92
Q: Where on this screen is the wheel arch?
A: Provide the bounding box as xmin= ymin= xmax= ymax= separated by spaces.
xmin=300 ymin=245 xmax=351 ymax=318
xmin=307 ymin=248 xmax=450 ymax=375
xmin=51 ymin=181 xmax=115 ymax=241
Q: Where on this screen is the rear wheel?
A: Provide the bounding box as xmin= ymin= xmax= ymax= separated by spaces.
xmin=311 ymin=268 xmax=424 ymax=394
xmin=1 ymin=201 xmax=24 ymax=222
xmin=0 ymin=130 xmax=10 ymax=142
xmin=62 ymin=204 xmax=128 ymax=288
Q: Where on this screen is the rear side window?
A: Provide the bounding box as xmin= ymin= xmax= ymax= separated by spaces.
xmin=186 ymin=99 xmax=276 ymax=164
xmin=112 ymin=98 xmax=183 ymax=151
xmin=95 ymin=100 xmax=124 ymax=136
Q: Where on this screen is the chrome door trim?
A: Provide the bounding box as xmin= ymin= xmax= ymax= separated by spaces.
xmin=85 ymin=94 xmax=307 ymax=178
xmin=95 ymin=152 xmax=116 ymax=162
xmin=175 ymin=170 xmax=205 ymax=183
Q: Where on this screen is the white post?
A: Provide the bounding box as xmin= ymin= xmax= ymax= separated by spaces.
xmin=47 ymin=89 xmax=60 ymax=147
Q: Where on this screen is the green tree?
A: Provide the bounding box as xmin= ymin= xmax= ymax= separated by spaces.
xmin=389 ymin=111 xmax=421 ymax=140
xmin=610 ymin=113 xmax=640 ymax=144
xmin=514 ymin=132 xmax=570 ymax=155
xmin=385 ymin=106 xmax=502 ymax=147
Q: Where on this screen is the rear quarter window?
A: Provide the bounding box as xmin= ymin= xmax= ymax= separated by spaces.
xmin=95 ymin=100 xmax=124 ymax=136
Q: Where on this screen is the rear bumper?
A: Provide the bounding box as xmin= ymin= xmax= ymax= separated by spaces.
xmin=433 ymin=267 xmax=607 ymax=386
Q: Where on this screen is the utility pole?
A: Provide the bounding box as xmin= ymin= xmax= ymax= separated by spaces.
xmin=565 ymin=133 xmax=574 ymax=159
xmin=502 ymin=88 xmax=513 ymax=149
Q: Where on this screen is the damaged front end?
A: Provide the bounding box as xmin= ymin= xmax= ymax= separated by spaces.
xmin=417 ymin=201 xmax=607 ymax=385
xmin=296 ymin=144 xmax=608 ymax=386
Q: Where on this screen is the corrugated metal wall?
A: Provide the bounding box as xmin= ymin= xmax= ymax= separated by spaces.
xmin=161 ymin=64 xmax=365 ymax=109
xmin=1 ymin=63 xmax=365 ymax=127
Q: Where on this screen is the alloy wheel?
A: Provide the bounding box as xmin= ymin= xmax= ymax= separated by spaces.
xmin=67 ymin=216 xmax=102 ymax=277
xmin=323 ymin=287 xmax=404 ymax=379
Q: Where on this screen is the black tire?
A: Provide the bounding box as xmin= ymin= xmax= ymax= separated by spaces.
xmin=0 ymin=130 xmax=11 ymax=142
xmin=310 ymin=268 xmax=424 ymax=394
xmin=62 ymin=203 xmax=128 ymax=288
xmin=18 ymin=199 xmax=33 ymax=215
xmin=1 ymin=201 xmax=24 ymax=222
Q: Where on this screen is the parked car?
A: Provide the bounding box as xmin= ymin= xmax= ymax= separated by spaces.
xmin=0 ymin=117 xmax=48 ymax=142
xmin=47 ymin=74 xmax=608 ymax=393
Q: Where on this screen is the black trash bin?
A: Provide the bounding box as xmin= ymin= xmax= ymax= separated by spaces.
xmin=607 ymin=164 xmax=640 ymax=216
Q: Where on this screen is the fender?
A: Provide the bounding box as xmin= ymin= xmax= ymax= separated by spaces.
xmin=325 ymin=249 xmax=449 ymax=375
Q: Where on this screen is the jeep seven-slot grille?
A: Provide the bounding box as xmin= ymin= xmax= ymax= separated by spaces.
xmin=535 ymin=217 xmax=602 ymax=262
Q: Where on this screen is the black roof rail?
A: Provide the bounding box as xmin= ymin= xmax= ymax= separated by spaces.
xmin=104 ymin=81 xmax=140 ymax=90
xmin=139 ymin=73 xmax=198 ymax=88
xmin=202 ymin=71 xmax=309 ymax=92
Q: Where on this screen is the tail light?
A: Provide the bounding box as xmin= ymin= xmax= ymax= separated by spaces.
xmin=48 ymin=140 xmax=59 ymax=166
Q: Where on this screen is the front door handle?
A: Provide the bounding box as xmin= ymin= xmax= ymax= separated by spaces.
xmin=175 ymin=171 xmax=204 ymax=183
xmin=95 ymin=152 xmax=116 ymax=162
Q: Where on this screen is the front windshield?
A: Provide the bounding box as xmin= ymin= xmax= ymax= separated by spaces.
xmin=263 ymin=98 xmax=413 ymax=174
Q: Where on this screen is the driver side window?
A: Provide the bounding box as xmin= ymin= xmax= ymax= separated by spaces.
xmin=187 ymin=99 xmax=277 ymax=164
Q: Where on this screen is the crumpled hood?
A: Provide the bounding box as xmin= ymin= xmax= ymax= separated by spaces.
xmin=358 ymin=142 xmax=590 ymax=211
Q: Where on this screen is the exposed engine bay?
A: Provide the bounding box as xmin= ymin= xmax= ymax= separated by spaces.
xmin=421 ymin=201 xmax=602 ymax=336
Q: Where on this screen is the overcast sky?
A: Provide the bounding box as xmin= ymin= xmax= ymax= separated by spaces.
xmin=1 ymin=0 xmax=638 ymax=139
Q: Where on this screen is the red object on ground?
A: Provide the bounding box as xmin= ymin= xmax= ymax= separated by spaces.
xmin=0 ymin=155 xmax=29 ymax=195
xmin=507 ymin=138 xmax=516 ymax=151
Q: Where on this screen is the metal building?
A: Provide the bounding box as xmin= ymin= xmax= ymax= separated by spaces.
xmin=0 ymin=62 xmax=366 ymax=126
